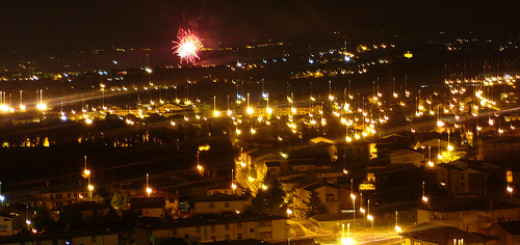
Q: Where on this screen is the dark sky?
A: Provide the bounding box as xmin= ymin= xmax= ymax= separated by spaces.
xmin=1 ymin=0 xmax=519 ymax=54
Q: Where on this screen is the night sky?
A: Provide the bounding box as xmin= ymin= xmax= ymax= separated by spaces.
xmin=0 ymin=0 xmax=519 ymax=54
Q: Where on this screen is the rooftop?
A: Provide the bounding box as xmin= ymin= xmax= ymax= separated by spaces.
xmin=130 ymin=196 xmax=165 ymax=209
xmin=402 ymin=222 xmax=493 ymax=244
xmin=420 ymin=198 xmax=519 ymax=213
xmin=194 ymin=194 xmax=248 ymax=203
xmin=498 ymin=221 xmax=520 ymax=235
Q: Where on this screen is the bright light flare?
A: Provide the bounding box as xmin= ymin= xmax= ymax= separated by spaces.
xmin=395 ymin=225 xmax=402 ymax=233
xmin=173 ymin=28 xmax=202 ymax=64
xmin=422 ymin=195 xmax=429 ymax=203
xmin=340 ymin=237 xmax=354 ymax=245
xmin=36 ymin=103 xmax=47 ymax=111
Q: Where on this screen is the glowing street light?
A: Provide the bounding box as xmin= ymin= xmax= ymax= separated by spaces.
xmin=350 ymin=193 xmax=356 ymax=227
xmin=146 ymin=173 xmax=153 ymax=197
xmin=246 ymin=107 xmax=254 ymax=115
xmin=88 ymin=184 xmax=95 ymax=201
xmin=36 ymin=103 xmax=47 ymax=111
xmin=287 ymin=208 xmax=293 ymax=216
xmin=395 ymin=225 xmax=402 ymax=233
xmin=83 ymin=169 xmax=91 ymax=178
xmin=422 ymin=196 xmax=429 ymax=203
xmin=507 ymin=185 xmax=514 ymax=202
xmin=367 ymin=214 xmax=374 ymax=231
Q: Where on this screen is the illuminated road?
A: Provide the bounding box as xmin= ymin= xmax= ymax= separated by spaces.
xmin=287 ymin=218 xmax=403 ymax=245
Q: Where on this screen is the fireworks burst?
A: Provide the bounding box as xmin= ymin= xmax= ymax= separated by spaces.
xmin=172 ymin=28 xmax=202 ymax=64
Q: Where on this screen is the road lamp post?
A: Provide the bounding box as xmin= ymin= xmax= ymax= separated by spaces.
xmin=0 ymin=181 xmax=4 ymax=207
xmin=146 ymin=173 xmax=153 ymax=197
xmin=395 ymin=210 xmax=402 ymax=233
xmin=507 ymin=185 xmax=514 ymax=202
xmin=350 ymin=193 xmax=356 ymax=229
xmin=367 ymin=214 xmax=374 ymax=237
xmin=82 ymin=155 xmax=93 ymax=201
xmin=100 ymin=83 xmax=105 ymax=110
xmin=360 ymin=207 xmax=366 ymax=231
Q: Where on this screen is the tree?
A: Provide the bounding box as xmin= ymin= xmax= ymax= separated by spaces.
xmin=305 ymin=190 xmax=328 ymax=218
xmin=250 ymin=173 xmax=286 ymax=215
xmin=111 ymin=192 xmax=130 ymax=213
xmin=32 ymin=203 xmax=53 ymax=232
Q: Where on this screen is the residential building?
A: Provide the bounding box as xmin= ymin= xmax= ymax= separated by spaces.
xmin=134 ymin=215 xmax=287 ymax=244
xmin=434 ymin=160 xmax=499 ymax=195
xmin=193 ymin=195 xmax=249 ymax=215
xmin=338 ymin=142 xmax=372 ymax=166
xmin=390 ymin=149 xmax=425 ymax=166
xmin=33 ymin=190 xmax=88 ymax=209
xmin=417 ymin=198 xmax=520 ymax=233
xmin=0 ymin=229 xmax=119 ymax=245
xmin=0 ymin=215 xmax=15 ymax=237
xmin=60 ymin=202 xmax=107 ymax=219
xmin=490 ymin=221 xmax=520 ymax=245
xmin=477 ymin=136 xmax=520 ymax=164
xmin=131 ymin=197 xmax=167 ymax=218
xmin=402 ymin=222 xmax=493 ymax=245
xmin=292 ymin=182 xmax=352 ymax=217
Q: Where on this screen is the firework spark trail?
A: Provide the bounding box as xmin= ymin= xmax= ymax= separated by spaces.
xmin=172 ymin=28 xmax=202 ymax=64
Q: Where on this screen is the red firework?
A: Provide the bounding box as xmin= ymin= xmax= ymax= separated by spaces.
xmin=172 ymin=28 xmax=202 ymax=64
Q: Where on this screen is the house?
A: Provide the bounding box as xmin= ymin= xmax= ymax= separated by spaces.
xmin=310 ymin=213 xmax=361 ymax=234
xmin=240 ymin=149 xmax=284 ymax=179
xmin=34 ymin=190 xmax=88 ymax=209
xmin=236 ymin=150 xmax=285 ymax=192
xmin=292 ymin=182 xmax=351 ymax=217
xmin=376 ymin=133 xmax=413 ymax=160
xmin=207 ymin=183 xmax=241 ymax=196
xmin=289 ymin=159 xmax=317 ymax=172
xmin=314 ymin=169 xmax=344 ymax=184
xmin=434 ymin=160 xmax=499 ymax=195
xmin=107 ymin=106 xmax=130 ymax=117
xmin=265 ymin=161 xmax=285 ymax=175
xmin=365 ymin=164 xmax=422 ymax=204
xmin=134 ymin=215 xmax=287 ymax=244
xmin=299 ymin=137 xmax=337 ymax=161
xmin=417 ymin=198 xmax=520 ymax=233
xmin=402 ymin=222 xmax=494 ymax=245
xmin=490 ymin=221 xmax=520 ymax=245
xmin=193 ymin=195 xmax=249 ymax=215
xmin=131 ymin=197 xmax=167 ymax=218
xmin=338 ymin=142 xmax=371 ymax=166
xmin=60 ymin=202 xmax=107 ymax=219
